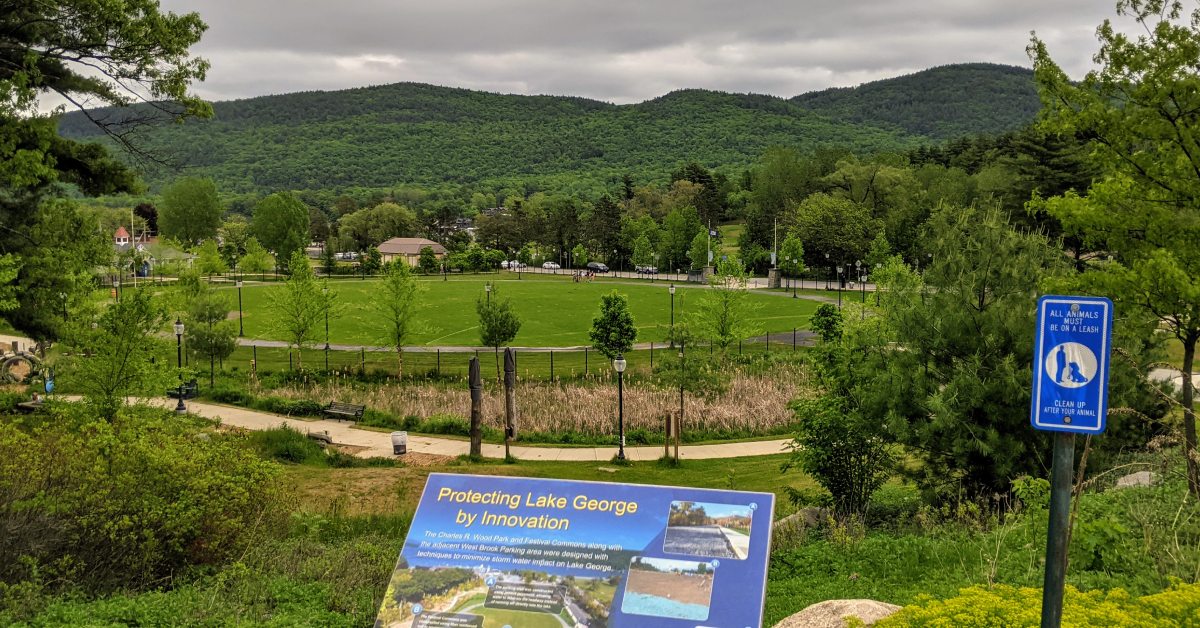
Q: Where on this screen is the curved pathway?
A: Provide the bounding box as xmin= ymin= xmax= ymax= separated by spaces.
xmin=62 ymin=396 xmax=791 ymax=462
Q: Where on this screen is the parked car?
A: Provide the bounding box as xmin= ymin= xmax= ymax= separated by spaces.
xmin=586 ymin=261 xmax=610 ymax=273
xmin=542 ymin=261 xmax=561 ymax=270
xmin=635 ymin=265 xmax=658 ymax=274
xmin=500 ymin=260 xmax=510 ymax=269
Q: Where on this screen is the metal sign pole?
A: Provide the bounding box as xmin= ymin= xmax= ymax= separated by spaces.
xmin=1030 ymin=295 xmax=1113 ymax=628
xmin=1041 ymin=432 xmax=1075 ymax=628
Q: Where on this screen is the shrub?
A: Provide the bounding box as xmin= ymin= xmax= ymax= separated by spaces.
xmin=207 ymin=384 xmax=253 ymax=405
xmin=0 ymin=405 xmax=284 ymax=594
xmin=878 ymin=582 xmax=1200 ymax=627
xmin=256 ymin=396 xmax=325 ymax=417
xmin=248 ymin=425 xmax=327 ymax=464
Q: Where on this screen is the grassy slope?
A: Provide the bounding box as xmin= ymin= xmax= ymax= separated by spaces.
xmin=234 ymin=274 xmax=818 ymax=347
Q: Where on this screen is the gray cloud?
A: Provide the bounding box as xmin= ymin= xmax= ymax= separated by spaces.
xmin=157 ymin=0 xmax=1119 ymax=104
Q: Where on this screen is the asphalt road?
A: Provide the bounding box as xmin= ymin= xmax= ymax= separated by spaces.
xmin=662 ymin=525 xmax=736 ymax=559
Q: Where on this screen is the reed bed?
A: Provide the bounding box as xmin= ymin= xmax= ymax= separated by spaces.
xmin=259 ymin=364 xmax=815 ymax=438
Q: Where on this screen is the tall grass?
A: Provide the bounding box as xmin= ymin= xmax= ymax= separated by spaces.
xmin=257 ymin=363 xmax=814 ymax=439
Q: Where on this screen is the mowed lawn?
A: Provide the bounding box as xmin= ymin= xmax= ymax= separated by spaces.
xmin=232 ymin=275 xmax=817 ymax=347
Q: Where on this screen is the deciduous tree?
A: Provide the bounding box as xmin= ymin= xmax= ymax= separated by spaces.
xmin=590 ymin=291 xmax=638 ymax=360
xmin=160 ymin=178 xmax=223 ymax=245
xmin=1031 ymin=0 xmax=1200 ymax=495
xmin=374 ymin=261 xmax=424 ymax=378
xmin=252 ymin=193 xmax=309 ymax=271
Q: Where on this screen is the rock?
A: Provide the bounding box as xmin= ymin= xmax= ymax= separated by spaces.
xmin=1114 ymin=471 xmax=1157 ymax=488
xmin=776 ymin=507 xmax=830 ymax=530
xmin=775 ymin=599 xmax=901 ymax=628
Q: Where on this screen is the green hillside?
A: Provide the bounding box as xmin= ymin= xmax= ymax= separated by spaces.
xmin=57 ymin=63 xmax=1039 ymax=194
xmin=791 ymin=63 xmax=1040 ymax=140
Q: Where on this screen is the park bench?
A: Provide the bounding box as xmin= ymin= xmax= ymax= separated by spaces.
xmin=166 ymin=378 xmax=199 ymax=400
xmin=324 ymin=401 xmax=365 ymax=422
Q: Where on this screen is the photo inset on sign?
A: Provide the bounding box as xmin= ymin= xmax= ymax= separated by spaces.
xmin=663 ymin=500 xmax=753 ymax=559
xmin=620 ymin=556 xmax=714 ymax=621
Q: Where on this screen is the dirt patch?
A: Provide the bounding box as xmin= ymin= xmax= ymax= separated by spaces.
xmin=285 ymin=467 xmax=427 ymax=515
xmin=625 ymin=569 xmax=713 ymax=606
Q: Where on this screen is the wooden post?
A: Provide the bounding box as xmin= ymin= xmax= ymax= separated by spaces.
xmin=469 ymin=357 xmax=483 ymax=457
xmin=437 ymin=349 xmax=441 ymax=377
xmin=504 ymin=348 xmax=517 ymax=460
xmin=584 ymin=347 xmax=588 ymax=376
xmin=650 ymin=342 xmax=654 ymax=370
xmin=550 ymin=350 xmax=554 ymax=381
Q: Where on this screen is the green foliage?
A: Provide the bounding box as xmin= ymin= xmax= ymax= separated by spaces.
xmin=787 ymin=192 xmax=880 ymax=269
xmin=417 ymin=246 xmax=440 ymax=274
xmin=779 ymin=233 xmax=805 ymax=277
xmin=879 ymin=582 xmax=1200 ymax=627
xmin=690 ymin=258 xmax=762 ymax=355
xmin=237 ymin=237 xmax=275 ymax=276
xmin=339 ymin=202 xmax=416 ymax=250
xmin=2 ymin=199 xmax=111 ymax=341
xmin=361 ymin=247 xmax=383 ymax=275
xmin=0 ymin=254 xmax=19 ymax=312
xmin=375 ymin=261 xmax=424 ymax=376
xmin=589 ymin=291 xmax=637 ymax=360
xmin=55 ymin=78 xmax=979 ymax=195
xmin=159 ymin=177 xmax=223 ymax=245
xmin=194 ymin=238 xmax=228 ymax=276
xmin=0 ymin=404 xmax=281 ymax=595
xmin=269 ymin=251 xmax=332 ymax=369
xmin=793 ymin=63 xmax=1040 ymax=139
xmin=252 ymin=192 xmax=309 ymax=269
xmin=810 ymin=304 xmax=843 ymax=343
xmin=1032 ymin=0 xmax=1200 ymax=495
xmin=246 ymin=426 xmax=391 ymax=468
xmin=476 ymin=284 xmax=521 ymax=350
xmin=186 ymin=287 xmax=237 ymax=387
xmin=571 ymin=243 xmax=589 ymax=267
xmin=687 ymin=230 xmax=710 ymax=270
xmin=62 ymin=287 xmax=170 ymax=421
xmin=786 ymin=395 xmax=893 ymax=519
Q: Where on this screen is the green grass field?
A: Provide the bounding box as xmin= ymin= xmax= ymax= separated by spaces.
xmin=229 ymin=274 xmax=817 ymax=347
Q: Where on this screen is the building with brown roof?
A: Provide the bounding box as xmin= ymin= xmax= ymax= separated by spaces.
xmin=377 ymin=237 xmax=447 ymax=266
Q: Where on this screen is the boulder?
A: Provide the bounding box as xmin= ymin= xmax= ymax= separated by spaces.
xmin=775 ymin=599 xmax=901 ymax=628
xmin=1114 ymin=471 xmax=1157 ymax=489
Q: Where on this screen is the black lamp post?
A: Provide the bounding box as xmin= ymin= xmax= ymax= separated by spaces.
xmin=236 ymin=279 xmax=244 ymax=337
xmin=825 ymin=252 xmax=831 ymax=290
xmin=485 ymin=282 xmax=492 ymax=304
xmin=614 ymin=353 xmax=627 ymax=460
xmin=114 ymin=277 xmax=121 ymax=301
xmin=836 ymin=265 xmax=843 ymax=308
xmin=855 ymin=260 xmax=863 ymax=302
xmin=174 ymin=318 xmax=186 ymax=414
xmin=789 ymin=258 xmax=798 ymax=298
xmin=59 ymin=291 xmax=67 ymax=319
xmin=323 ymin=285 xmax=330 ymax=371
xmin=669 ymin=284 xmax=676 ymax=347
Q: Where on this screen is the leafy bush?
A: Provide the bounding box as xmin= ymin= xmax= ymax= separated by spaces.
xmin=255 ymin=396 xmax=325 ymax=417
xmin=786 ymin=395 xmax=893 ymax=519
xmin=878 ymin=582 xmax=1200 ymax=627
xmin=207 ymin=384 xmax=253 ymax=405
xmin=0 ymin=404 xmax=284 ymax=595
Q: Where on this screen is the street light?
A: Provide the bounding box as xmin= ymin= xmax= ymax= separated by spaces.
xmin=855 ymin=260 xmax=863 ymax=303
xmin=323 ymin=285 xmax=330 ymax=371
xmin=824 ymin=253 xmax=831 ymax=290
xmin=485 ymin=282 xmax=492 ymax=304
xmin=174 ymin=318 xmax=186 ymax=414
xmin=836 ymin=265 xmax=843 ymax=308
xmin=614 ymin=353 xmax=627 ymax=460
xmin=59 ymin=291 xmax=67 ymax=319
xmin=789 ymin=258 xmax=798 ymax=298
xmin=668 ymin=284 xmax=676 ymax=347
xmin=236 ymin=279 xmax=244 ymax=337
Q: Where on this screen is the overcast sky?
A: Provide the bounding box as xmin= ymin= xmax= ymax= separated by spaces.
xmin=156 ymin=0 xmax=1117 ymax=104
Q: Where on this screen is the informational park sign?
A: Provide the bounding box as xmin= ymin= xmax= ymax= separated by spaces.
xmin=1031 ymin=295 xmax=1114 ymax=434
xmin=375 ymin=473 xmax=775 ymax=628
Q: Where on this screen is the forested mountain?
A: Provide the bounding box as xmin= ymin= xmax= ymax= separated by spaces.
xmin=791 ymin=63 xmax=1040 ymax=139
xmin=58 ymin=63 xmax=1040 ymax=195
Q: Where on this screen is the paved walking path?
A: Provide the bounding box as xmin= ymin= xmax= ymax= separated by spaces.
xmin=62 ymin=396 xmax=791 ymax=462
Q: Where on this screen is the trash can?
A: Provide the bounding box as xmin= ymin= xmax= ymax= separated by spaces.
xmin=391 ymin=431 xmax=407 ymax=455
